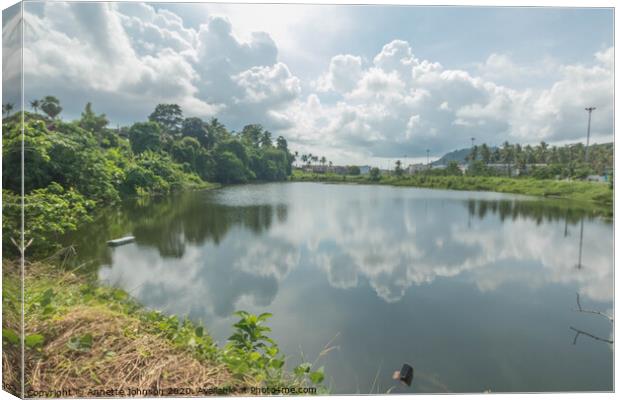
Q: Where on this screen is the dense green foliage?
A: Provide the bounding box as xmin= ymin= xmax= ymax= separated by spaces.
xmin=2 ymin=184 xmax=95 ymax=256
xmin=2 ymin=100 xmax=294 ymax=257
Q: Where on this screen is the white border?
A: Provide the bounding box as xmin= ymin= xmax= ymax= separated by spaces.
xmin=0 ymin=1 xmax=616 ymax=400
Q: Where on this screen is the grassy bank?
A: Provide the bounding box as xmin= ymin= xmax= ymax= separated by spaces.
xmin=2 ymin=260 xmax=326 ymax=397
xmin=291 ymin=171 xmax=613 ymax=216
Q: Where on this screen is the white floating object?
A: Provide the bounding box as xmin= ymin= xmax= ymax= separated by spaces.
xmin=106 ymin=236 xmax=135 ymax=247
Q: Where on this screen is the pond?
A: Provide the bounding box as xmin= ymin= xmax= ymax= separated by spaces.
xmin=66 ymin=182 xmax=613 ymax=393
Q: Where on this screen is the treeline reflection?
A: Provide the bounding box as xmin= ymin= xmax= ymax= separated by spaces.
xmin=77 ymin=184 xmax=612 ymax=319
xmin=65 ymin=189 xmax=608 ymax=274
xmin=64 ymin=191 xmax=288 ymax=265
xmin=465 ymin=199 xmax=604 ymax=225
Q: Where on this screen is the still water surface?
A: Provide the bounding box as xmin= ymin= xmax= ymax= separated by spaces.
xmin=68 ymin=182 xmax=613 ymax=393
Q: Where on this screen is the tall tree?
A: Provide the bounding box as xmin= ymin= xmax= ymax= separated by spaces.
xmin=129 ymin=121 xmax=162 ymax=154
xmin=240 ymin=124 xmax=263 ymax=148
xmin=40 ymin=96 xmax=62 ymax=119
xmin=536 ymin=141 xmax=548 ymax=163
xmin=260 ymin=130 xmax=273 ymax=148
xmin=394 ymin=160 xmax=404 ymax=176
xmin=480 ymin=143 xmax=491 ymax=164
xmin=79 ymin=102 xmax=108 ymax=134
xmin=206 ymin=118 xmax=229 ymax=144
xmin=276 ymin=136 xmax=288 ymax=151
xmin=2 ymin=103 xmax=14 ymax=117
xmin=500 ymin=141 xmax=513 ymax=164
xmin=148 ymin=104 xmax=183 ymax=136
xmin=182 ymin=117 xmax=212 ymax=148
xmin=30 ymin=99 xmax=40 ymax=114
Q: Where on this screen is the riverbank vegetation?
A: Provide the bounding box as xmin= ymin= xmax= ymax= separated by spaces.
xmin=2 ymin=260 xmax=326 ymax=397
xmin=1 ymin=101 xmax=312 ymax=395
xmin=292 ymin=140 xmax=613 ymax=216
xmin=2 ymin=98 xmax=294 ymax=257
xmin=291 ymin=170 xmax=613 ymax=217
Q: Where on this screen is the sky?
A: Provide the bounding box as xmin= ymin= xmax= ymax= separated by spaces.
xmin=2 ymin=1 xmax=615 ymax=165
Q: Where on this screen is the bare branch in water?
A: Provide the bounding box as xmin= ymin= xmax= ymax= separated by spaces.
xmin=574 ymin=293 xmax=613 ymax=322
xmin=570 ymin=326 xmax=613 ymax=345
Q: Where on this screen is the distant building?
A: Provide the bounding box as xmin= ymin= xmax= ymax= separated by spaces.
xmin=586 ymin=175 xmax=608 ymax=183
xmin=331 ymin=165 xmax=349 ymax=175
xmin=486 ymin=163 xmax=512 ymax=173
xmin=304 ymin=164 xmax=372 ymax=175
xmin=407 ymin=163 xmax=427 ymax=175
xmin=303 ymin=165 xmax=328 ymax=173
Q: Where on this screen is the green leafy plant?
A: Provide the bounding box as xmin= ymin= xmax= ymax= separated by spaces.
xmin=223 ymin=311 xmax=285 ymax=383
xmin=293 ymin=362 xmax=325 ymax=385
xmin=25 ymin=333 xmax=45 ymax=349
xmin=222 ymin=311 xmax=327 ymax=390
xmin=2 ymin=329 xmax=20 ymax=345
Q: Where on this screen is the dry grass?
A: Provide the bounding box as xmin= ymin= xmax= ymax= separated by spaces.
xmin=2 ymin=348 xmax=21 ymax=397
xmin=1 ymin=260 xmax=245 ymax=397
xmin=2 ymin=259 xmax=22 ymax=397
xmin=27 ymin=306 xmax=233 ymax=396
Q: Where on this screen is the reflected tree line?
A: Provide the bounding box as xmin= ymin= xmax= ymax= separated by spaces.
xmin=465 ymin=198 xmax=603 ymax=271
xmin=464 ymin=199 xmax=603 ymax=225
xmin=62 ymin=190 xmax=288 ymax=267
xmin=66 ymin=194 xmax=607 ymax=271
xmin=462 ymin=199 xmax=612 ymax=348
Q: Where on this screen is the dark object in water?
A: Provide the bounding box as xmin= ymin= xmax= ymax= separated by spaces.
xmin=106 ymin=236 xmax=135 ymax=247
xmin=398 ymin=364 xmax=414 ymax=386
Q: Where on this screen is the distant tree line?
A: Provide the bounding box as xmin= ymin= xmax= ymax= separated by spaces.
xmin=407 ymin=141 xmax=612 ymax=180
xmin=464 ymin=141 xmax=612 ymax=179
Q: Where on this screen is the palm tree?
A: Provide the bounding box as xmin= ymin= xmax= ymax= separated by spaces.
xmin=480 ymin=143 xmax=491 ymax=164
xmin=320 ymin=156 xmax=326 ymax=166
xmin=500 ymin=141 xmax=513 ymax=164
xmin=30 ymin=99 xmax=40 ymax=114
xmin=395 ymin=160 xmax=404 ymax=176
xmin=2 ymin=102 xmax=14 ymax=117
xmin=536 ymin=141 xmax=548 ymax=164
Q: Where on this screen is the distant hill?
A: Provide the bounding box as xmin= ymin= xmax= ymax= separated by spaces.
xmin=432 ymin=148 xmax=474 ymax=165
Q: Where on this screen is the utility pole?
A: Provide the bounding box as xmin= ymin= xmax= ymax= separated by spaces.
xmin=584 ymin=107 xmax=596 ymax=163
xmin=568 ymin=145 xmax=572 ymax=181
xmin=426 ymin=149 xmax=430 ymax=169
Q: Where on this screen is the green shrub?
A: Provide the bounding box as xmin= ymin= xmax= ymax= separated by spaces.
xmin=2 ymin=184 xmax=95 ymax=257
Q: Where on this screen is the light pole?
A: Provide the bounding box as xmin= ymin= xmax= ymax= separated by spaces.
xmin=584 ymin=107 xmax=596 ymax=163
